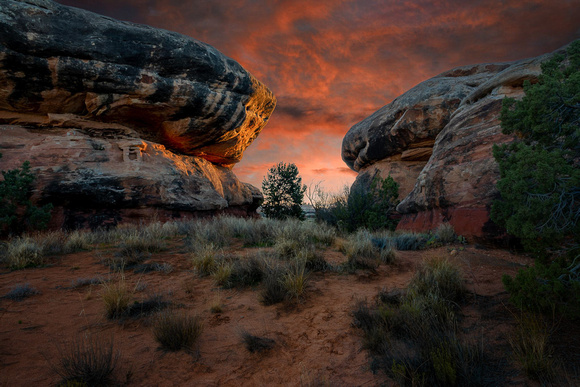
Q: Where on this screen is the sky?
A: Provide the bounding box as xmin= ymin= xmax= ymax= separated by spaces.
xmin=57 ymin=0 xmax=580 ymax=193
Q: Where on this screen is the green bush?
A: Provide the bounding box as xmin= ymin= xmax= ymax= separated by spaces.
xmin=0 ymin=154 xmax=52 ymax=235
xmin=492 ymin=41 xmax=579 ymax=255
xmin=262 ymin=162 xmax=306 ymax=220
xmin=492 ymin=41 xmax=580 ymax=319
xmin=332 ymin=174 xmax=400 ymax=232
xmin=502 ymin=258 xmax=580 ymax=318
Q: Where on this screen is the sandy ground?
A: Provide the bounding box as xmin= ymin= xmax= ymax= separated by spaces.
xmin=0 ymin=240 xmax=577 ymax=386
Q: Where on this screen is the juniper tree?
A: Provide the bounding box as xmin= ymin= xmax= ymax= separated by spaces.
xmin=261 ymin=162 xmax=306 ymax=220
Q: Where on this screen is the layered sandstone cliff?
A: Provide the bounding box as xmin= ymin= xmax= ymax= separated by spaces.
xmin=0 ymin=0 xmax=275 ymax=228
xmin=342 ymin=44 xmax=570 ymax=243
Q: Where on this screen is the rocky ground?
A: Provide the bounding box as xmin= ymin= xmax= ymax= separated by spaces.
xmin=1 ymin=225 xmax=578 ymax=386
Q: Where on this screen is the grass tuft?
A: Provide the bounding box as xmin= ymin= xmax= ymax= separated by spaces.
xmin=190 ymin=244 xmax=221 ymax=277
xmin=435 ymin=223 xmax=456 ymax=244
xmin=101 ymin=276 xmax=133 ymax=319
xmin=510 ymin=313 xmax=556 ymax=380
xmin=260 ymin=262 xmax=287 ymax=305
xmin=282 ymin=260 xmax=309 ymax=301
xmin=4 ymin=237 xmax=44 ymax=269
xmin=240 ymin=330 xmax=275 ymax=353
xmin=51 ymin=334 xmax=121 ymax=387
xmin=70 ymin=277 xmax=103 ymax=289
xmin=3 ymin=283 xmax=40 ymax=301
xmin=392 ymin=233 xmax=427 ymax=251
xmin=351 ymin=257 xmax=489 ymax=385
xmin=152 ymin=310 xmax=203 ymax=352
xmin=408 ymin=257 xmax=465 ymax=302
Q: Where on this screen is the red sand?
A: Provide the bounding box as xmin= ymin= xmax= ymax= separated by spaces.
xmin=0 ymin=242 xmax=571 ymax=386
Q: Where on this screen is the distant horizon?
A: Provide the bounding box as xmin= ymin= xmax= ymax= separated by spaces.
xmin=57 ymin=0 xmax=580 ymax=193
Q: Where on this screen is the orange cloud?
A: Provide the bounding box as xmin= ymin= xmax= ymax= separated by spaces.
xmin=57 ymin=0 xmax=580 ymax=193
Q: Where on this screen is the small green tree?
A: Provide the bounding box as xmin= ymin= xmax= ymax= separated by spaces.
xmin=0 ymin=153 xmax=52 ymax=235
xmin=261 ymin=162 xmax=306 ymax=220
xmin=333 ymin=174 xmax=400 ymax=232
xmin=492 ymin=40 xmax=579 ymax=255
xmin=493 ymin=40 xmax=580 ymax=316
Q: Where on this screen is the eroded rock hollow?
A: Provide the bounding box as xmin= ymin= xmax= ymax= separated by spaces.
xmin=0 ymin=0 xmax=275 ymax=229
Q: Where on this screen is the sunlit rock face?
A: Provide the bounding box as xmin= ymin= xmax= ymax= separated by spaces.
xmin=343 ymin=44 xmax=568 ymax=243
xmin=0 ymin=0 xmax=275 ymax=228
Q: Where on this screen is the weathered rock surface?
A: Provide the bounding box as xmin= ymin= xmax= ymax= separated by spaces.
xmin=1 ymin=126 xmax=263 ymax=228
xmin=343 ymin=44 xmax=570 ymax=243
xmin=0 ymin=0 xmax=275 ymax=166
xmin=343 ymin=63 xmax=511 ymax=201
xmin=0 ymin=0 xmax=275 ymax=228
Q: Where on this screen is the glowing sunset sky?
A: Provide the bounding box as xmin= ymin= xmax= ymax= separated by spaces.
xmin=57 ymin=0 xmax=580 ymax=193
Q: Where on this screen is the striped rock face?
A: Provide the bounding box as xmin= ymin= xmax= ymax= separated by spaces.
xmin=0 ymin=0 xmax=275 ymax=228
xmin=0 ymin=0 xmax=275 ymax=167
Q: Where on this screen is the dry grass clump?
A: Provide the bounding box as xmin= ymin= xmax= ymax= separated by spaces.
xmin=273 ymin=219 xmax=336 ymax=246
xmin=408 ymin=257 xmax=466 ymax=303
xmin=435 ymin=223 xmax=456 ymax=244
xmin=391 ymin=232 xmax=428 ymax=251
xmin=240 ymin=330 xmax=275 ymax=353
xmin=281 ymin=260 xmax=309 ymax=301
xmin=101 ymin=276 xmax=133 ymax=319
xmin=142 ymin=221 xmax=180 ymax=240
xmin=259 ymin=257 xmax=310 ymax=305
xmin=117 ymin=230 xmax=166 ymax=256
xmin=510 ymin=313 xmax=556 ymax=381
xmin=4 ymin=236 xmax=44 ymax=269
xmin=226 ymin=255 xmax=265 ymax=288
xmin=3 ymin=283 xmax=40 ymax=301
xmin=341 ymin=229 xmax=395 ymax=271
xmin=50 ymin=333 xmax=121 ymax=387
xmin=101 ymin=230 xmax=167 ymax=270
xmin=211 ymin=260 xmax=234 ymax=287
xmin=123 ymin=293 xmax=171 ymax=319
xmin=184 ymin=218 xmax=231 ymax=249
xmin=152 ymin=310 xmax=203 ymax=352
xmin=260 ymin=261 xmax=288 ymax=305
xmin=36 ymin=231 xmax=68 ymax=255
xmin=274 ymin=237 xmax=301 ymax=259
xmin=297 ymin=246 xmax=330 ymax=272
xmin=352 ymin=257 xmax=488 ymax=386
xmin=70 ymin=277 xmax=103 ymax=289
xmin=239 ymin=218 xmax=278 ymax=247
xmin=215 ymin=216 xmax=251 ymax=238
xmin=190 ymin=244 xmax=222 ymax=277
xmin=64 ymin=230 xmax=93 ymax=253
xmin=209 ymin=292 xmax=223 ymax=313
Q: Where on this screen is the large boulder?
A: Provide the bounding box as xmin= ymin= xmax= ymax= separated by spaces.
xmin=0 ymin=0 xmax=275 ymax=228
xmin=342 ymin=43 xmax=570 ymax=243
xmin=342 ymin=63 xmax=510 ymax=199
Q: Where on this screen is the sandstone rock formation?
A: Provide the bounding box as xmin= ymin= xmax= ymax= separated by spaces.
xmin=342 ymin=44 xmax=569 ymax=243
xmin=0 ymin=0 xmax=275 ymax=228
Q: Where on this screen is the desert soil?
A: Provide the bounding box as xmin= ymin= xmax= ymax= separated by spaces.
xmin=0 ymin=240 xmax=577 ymax=386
